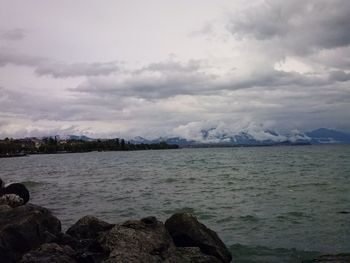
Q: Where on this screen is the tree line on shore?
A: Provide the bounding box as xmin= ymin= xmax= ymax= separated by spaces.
xmin=0 ymin=137 xmax=179 ymax=155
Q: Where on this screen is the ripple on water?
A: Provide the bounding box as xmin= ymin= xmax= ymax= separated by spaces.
xmin=287 ymin=182 xmax=329 ymax=189
xmin=21 ymin=180 xmax=46 ymax=188
xmin=230 ymin=243 xmax=321 ymax=263
xmin=163 ymin=207 xmax=195 ymax=215
xmin=216 ymin=216 xmax=235 ymax=223
xmin=196 ymin=213 xmax=216 ymax=220
xmin=276 ymin=212 xmax=313 ymax=225
xmin=164 ymin=178 xmax=177 ymax=183
xmin=286 ymin=211 xmax=310 ymax=218
xmin=239 ymin=215 xmax=260 ymax=223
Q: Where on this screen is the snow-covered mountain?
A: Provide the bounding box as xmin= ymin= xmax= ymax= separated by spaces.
xmin=61 ymin=128 xmax=350 ymax=146
xmin=131 ymin=128 xmax=350 ymax=146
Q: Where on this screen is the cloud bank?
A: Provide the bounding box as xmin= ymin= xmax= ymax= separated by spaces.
xmin=0 ymin=0 xmax=349 ymax=139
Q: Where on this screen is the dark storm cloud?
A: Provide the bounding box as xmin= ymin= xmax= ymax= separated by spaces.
xmin=74 ymin=60 xmax=216 ymax=99
xmin=328 ymin=71 xmax=350 ymax=82
xmin=0 ymin=49 xmax=44 ymax=67
xmin=73 ymin=59 xmax=339 ymax=100
xmin=1 ymin=28 xmax=26 ymax=41
xmin=227 ymin=0 xmax=350 ymax=55
xmin=0 ymin=49 xmax=120 ymax=77
xmin=75 ymin=73 xmax=212 ymax=99
xmin=223 ymin=70 xmax=329 ymax=90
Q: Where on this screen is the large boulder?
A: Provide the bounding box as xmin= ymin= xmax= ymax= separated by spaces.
xmin=99 ymin=216 xmax=174 ymax=262
xmin=165 ymin=213 xmax=232 ymax=263
xmin=67 ymin=215 xmax=115 ymax=240
xmin=20 ymin=243 xmax=77 ymax=263
xmin=98 ymin=215 xmax=225 ymax=263
xmin=0 ymin=204 xmax=61 ymax=262
xmin=0 ymin=203 xmax=233 ymax=263
xmin=99 ymin=217 xmax=174 ymax=263
xmin=65 ymin=215 xmax=115 ymax=262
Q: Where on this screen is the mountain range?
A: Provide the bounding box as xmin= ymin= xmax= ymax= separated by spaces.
xmin=128 ymin=128 xmax=350 ymax=146
xmin=64 ymin=128 xmax=350 ymax=146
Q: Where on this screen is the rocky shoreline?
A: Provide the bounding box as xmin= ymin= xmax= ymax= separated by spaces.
xmin=0 ymin=203 xmax=349 ymax=263
xmin=0 ymin=203 xmax=232 ymax=263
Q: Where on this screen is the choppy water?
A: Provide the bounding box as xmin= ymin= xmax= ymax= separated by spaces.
xmin=1 ymin=145 xmax=350 ymax=262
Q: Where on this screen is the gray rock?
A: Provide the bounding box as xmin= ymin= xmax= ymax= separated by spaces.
xmin=65 ymin=215 xmax=115 ymax=262
xmin=0 ymin=203 xmax=233 ymax=263
xmin=66 ymin=215 xmax=115 ymax=240
xmin=99 ymin=215 xmax=224 ymax=263
xmin=0 ymin=204 xmax=61 ymax=262
xmin=20 ymin=243 xmax=77 ymax=263
xmin=53 ymin=232 xmax=80 ymax=249
xmin=99 ymin=216 xmax=174 ymax=262
xmin=165 ymin=213 xmax=232 ymax=263
xmin=102 ymin=251 xmax=163 ymax=263
xmin=164 ymin=247 xmax=221 ymax=263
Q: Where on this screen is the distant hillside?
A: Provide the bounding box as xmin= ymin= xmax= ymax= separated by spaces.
xmin=66 ymin=135 xmax=94 ymax=141
xmin=306 ymin=128 xmax=350 ymax=144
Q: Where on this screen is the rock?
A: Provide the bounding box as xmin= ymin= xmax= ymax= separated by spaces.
xmin=0 ymin=204 xmax=61 ymax=262
xmin=66 ymin=215 xmax=115 ymax=240
xmin=164 ymin=247 xmax=222 ymax=263
xmin=0 ymin=203 xmax=233 ymax=263
xmin=53 ymin=232 xmax=80 ymax=249
xmin=20 ymin=243 xmax=77 ymax=263
xmin=99 ymin=215 xmax=223 ymax=262
xmin=308 ymin=253 xmax=350 ymax=262
xmin=165 ymin=213 xmax=232 ymax=263
xmin=102 ymin=251 xmax=162 ymax=263
xmin=65 ymin=215 xmax=115 ymax=262
xmin=99 ymin=216 xmax=174 ymax=262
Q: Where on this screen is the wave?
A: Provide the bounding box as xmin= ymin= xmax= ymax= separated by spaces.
xmin=287 ymin=182 xmax=329 ymax=188
xmin=162 ymin=207 xmax=195 ymax=215
xmin=21 ymin=180 xmax=46 ymax=188
xmin=164 ymin=178 xmax=177 ymax=183
xmin=230 ymin=243 xmax=321 ymax=263
xmin=239 ymin=215 xmax=260 ymax=223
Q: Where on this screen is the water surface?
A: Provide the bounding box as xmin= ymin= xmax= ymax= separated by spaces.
xmin=1 ymin=145 xmax=349 ymax=262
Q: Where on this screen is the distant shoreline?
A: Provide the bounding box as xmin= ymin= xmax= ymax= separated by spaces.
xmin=0 ymin=138 xmax=179 ymax=157
xmin=0 ymin=153 xmax=28 ymax=158
xmin=2 ymin=143 xmax=348 ymax=158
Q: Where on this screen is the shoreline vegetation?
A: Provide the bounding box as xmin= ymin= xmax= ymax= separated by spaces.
xmin=0 ymin=136 xmax=314 ymax=158
xmin=0 ymin=137 xmax=179 ymax=158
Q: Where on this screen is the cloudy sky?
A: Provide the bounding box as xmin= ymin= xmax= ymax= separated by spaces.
xmin=0 ymin=0 xmax=349 ymax=139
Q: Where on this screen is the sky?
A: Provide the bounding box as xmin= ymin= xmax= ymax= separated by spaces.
xmin=0 ymin=0 xmax=349 ymax=139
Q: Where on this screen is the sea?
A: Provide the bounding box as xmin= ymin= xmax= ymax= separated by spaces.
xmin=1 ymin=145 xmax=349 ymax=262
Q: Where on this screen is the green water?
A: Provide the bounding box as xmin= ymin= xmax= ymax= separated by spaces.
xmin=1 ymin=145 xmax=349 ymax=262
